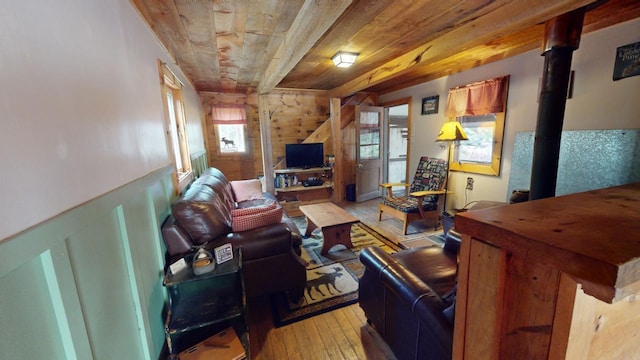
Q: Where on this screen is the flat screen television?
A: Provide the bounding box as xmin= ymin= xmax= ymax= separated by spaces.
xmin=285 ymin=143 xmax=324 ymax=169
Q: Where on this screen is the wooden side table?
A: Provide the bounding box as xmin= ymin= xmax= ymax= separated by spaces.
xmin=163 ymin=248 xmax=248 ymax=357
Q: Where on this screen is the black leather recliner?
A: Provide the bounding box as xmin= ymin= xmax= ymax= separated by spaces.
xmin=358 ymin=231 xmax=461 ymax=360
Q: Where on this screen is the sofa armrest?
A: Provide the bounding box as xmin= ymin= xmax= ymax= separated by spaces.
xmin=161 ymin=216 xmax=194 ymax=256
xmin=360 ymin=247 xmax=454 ymax=332
xmin=226 ymin=222 xmax=299 ymax=261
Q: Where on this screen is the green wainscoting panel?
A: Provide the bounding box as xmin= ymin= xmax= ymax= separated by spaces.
xmin=191 ymin=151 xmax=208 ymax=178
xmin=66 ymin=206 xmax=146 ymax=359
xmin=0 ymin=255 xmax=66 ymax=359
xmin=0 ymin=166 xmax=175 ymax=359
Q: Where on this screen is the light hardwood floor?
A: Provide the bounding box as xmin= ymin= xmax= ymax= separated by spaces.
xmin=247 ymin=199 xmax=444 ymax=359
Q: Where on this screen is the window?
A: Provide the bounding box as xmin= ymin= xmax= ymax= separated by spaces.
xmin=359 ymin=110 xmax=381 ymax=160
xmin=159 ymin=61 xmax=192 ymax=188
xmin=445 ymin=76 xmax=509 ymax=176
xmin=212 ymin=106 xmax=247 ymax=154
xmin=456 ymin=114 xmax=498 ymax=164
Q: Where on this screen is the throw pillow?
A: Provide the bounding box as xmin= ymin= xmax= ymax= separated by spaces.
xmin=230 ymin=179 xmax=264 ymax=202
xmin=232 ymin=206 xmax=284 ymax=232
xmin=231 ymin=201 xmax=277 ymax=217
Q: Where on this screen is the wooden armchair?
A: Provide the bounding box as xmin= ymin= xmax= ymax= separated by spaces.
xmin=378 ymin=157 xmax=448 ymax=234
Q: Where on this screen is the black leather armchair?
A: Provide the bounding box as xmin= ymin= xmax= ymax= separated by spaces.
xmin=359 ymin=231 xmax=461 ymax=360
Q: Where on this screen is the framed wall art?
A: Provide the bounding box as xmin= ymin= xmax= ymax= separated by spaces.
xmin=613 ymin=41 xmax=640 ymax=81
xmin=421 ymin=95 xmax=439 ymax=115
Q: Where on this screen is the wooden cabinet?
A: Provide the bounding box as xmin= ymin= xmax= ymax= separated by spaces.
xmin=163 ymin=248 xmax=248 ymax=358
xmin=453 ymin=183 xmax=640 ymax=360
xmin=274 ymin=167 xmax=333 ymax=217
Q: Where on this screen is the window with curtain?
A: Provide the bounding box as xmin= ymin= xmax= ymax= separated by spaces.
xmin=445 ymin=75 xmax=509 ymax=176
xmin=212 ymin=106 xmax=247 ymax=153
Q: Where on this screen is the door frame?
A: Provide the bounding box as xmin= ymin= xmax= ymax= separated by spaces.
xmin=381 ymin=97 xmax=412 ymax=187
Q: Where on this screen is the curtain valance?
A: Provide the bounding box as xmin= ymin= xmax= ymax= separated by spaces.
xmin=212 ymin=106 xmax=247 ymax=125
xmin=445 ymin=76 xmax=509 ymax=117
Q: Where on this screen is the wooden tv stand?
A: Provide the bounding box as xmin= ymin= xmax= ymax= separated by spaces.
xmin=453 ymin=183 xmax=640 ymax=359
xmin=274 ymin=167 xmax=333 ymax=217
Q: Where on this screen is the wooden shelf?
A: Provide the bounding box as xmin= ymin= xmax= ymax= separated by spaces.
xmin=274 ymin=167 xmax=333 ymax=216
xmin=274 ymin=167 xmax=332 ymax=174
xmin=275 ymin=182 xmax=333 ymax=193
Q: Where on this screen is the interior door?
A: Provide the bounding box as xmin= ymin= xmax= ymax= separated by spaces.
xmin=355 ymin=105 xmax=384 ymax=202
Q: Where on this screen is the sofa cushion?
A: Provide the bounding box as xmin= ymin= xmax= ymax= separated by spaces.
xmin=232 ymin=205 xmax=284 ymax=232
xmin=171 ymin=184 xmax=232 ymax=245
xmin=194 ymin=170 xmax=235 ymax=210
xmin=231 ymin=179 xmax=264 ymax=202
xmin=392 ymin=246 xmax=458 ymax=299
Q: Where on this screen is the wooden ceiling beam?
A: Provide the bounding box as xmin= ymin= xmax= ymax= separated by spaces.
xmin=328 ymin=0 xmax=594 ymax=98
xmin=258 ymin=0 xmax=353 ymax=95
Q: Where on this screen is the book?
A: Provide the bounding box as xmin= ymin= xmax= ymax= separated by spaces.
xmin=179 ymin=327 xmax=246 ymax=360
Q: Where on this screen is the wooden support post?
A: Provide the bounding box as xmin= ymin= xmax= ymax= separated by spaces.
xmin=330 ymin=98 xmax=344 ymax=202
xmin=259 ymin=95 xmax=274 ymax=194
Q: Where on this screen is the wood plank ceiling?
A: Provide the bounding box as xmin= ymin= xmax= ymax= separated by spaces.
xmin=131 ymin=0 xmax=640 ymax=97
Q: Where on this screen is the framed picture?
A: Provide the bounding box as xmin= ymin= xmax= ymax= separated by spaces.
xmin=421 ymin=95 xmax=439 ymax=115
xmin=613 ymin=41 xmax=640 ymax=81
xmin=214 ymin=243 xmax=234 ymax=264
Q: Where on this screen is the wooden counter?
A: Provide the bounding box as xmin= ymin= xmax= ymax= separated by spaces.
xmin=453 ymin=183 xmax=640 ymax=359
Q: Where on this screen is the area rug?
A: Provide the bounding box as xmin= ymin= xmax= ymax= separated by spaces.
xmin=427 ymin=232 xmax=446 ymax=245
xmin=270 ymin=219 xmax=402 ymax=327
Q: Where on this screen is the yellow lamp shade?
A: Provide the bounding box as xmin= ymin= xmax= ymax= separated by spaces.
xmin=436 ymin=121 xmax=468 ymax=142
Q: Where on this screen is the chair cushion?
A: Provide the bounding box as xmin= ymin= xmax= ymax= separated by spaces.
xmin=409 ymin=157 xmax=448 ymax=197
xmin=382 ymin=196 xmax=438 ymax=213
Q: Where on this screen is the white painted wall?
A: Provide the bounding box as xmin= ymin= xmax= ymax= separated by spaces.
xmin=380 ymin=18 xmax=640 ymax=209
xmin=0 ymin=0 xmax=205 ymax=241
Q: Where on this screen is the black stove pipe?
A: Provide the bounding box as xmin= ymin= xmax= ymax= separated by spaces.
xmin=529 ymin=8 xmax=585 ymax=201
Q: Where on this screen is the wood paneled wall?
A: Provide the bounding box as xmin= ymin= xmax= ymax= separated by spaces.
xmin=200 ymin=89 xmax=330 ymax=181
xmin=199 ymin=92 xmax=262 ymax=180
xmin=268 ymin=90 xmax=330 ymax=168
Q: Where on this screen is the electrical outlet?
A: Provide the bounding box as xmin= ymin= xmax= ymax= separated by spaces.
xmin=466 ymin=177 xmax=474 ymax=190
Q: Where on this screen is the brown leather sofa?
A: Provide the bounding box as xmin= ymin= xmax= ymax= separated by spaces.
xmin=358 ymin=231 xmax=461 ymax=360
xmin=161 ymin=167 xmax=306 ymax=300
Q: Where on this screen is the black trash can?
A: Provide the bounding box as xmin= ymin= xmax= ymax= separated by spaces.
xmin=442 ymin=209 xmax=464 ymax=236
xmin=346 ymin=184 xmax=356 ymax=202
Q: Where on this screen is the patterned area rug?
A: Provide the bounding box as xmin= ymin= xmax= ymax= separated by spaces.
xmin=427 ymin=232 xmax=446 ymax=245
xmin=270 ymin=218 xmax=402 ymax=327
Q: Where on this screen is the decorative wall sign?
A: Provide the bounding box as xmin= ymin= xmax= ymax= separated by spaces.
xmin=214 ymin=243 xmax=233 ymax=264
xmin=421 ymin=95 xmax=439 ymax=115
xmin=613 ymin=41 xmax=640 ymax=81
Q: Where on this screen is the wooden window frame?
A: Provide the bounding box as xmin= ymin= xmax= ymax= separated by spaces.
xmin=449 ymin=112 xmax=506 ymax=176
xmin=159 ymin=60 xmax=192 ymax=192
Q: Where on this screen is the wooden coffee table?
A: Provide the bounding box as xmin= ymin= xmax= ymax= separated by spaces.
xmin=299 ymin=202 xmax=360 ymax=255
